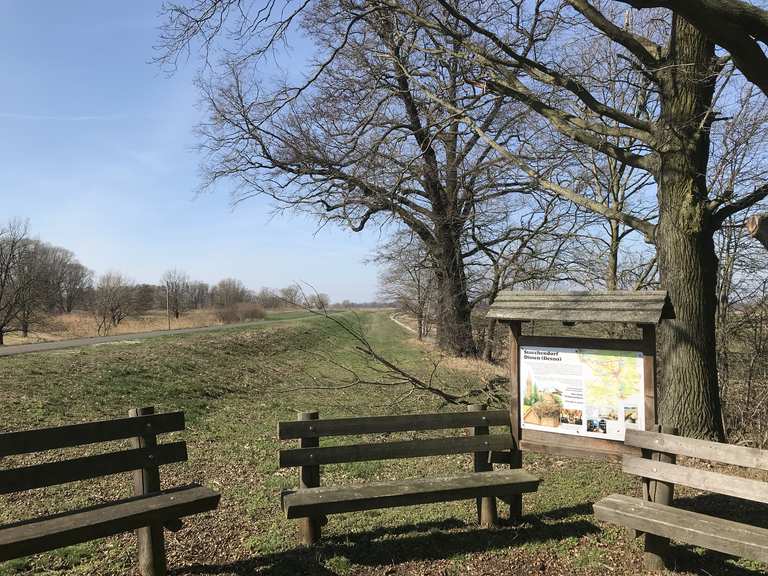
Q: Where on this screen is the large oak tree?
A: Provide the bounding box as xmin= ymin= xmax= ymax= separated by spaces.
xmin=399 ymin=0 xmax=768 ymax=438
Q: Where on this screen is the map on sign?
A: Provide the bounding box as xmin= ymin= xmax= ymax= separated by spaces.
xmin=520 ymin=345 xmax=644 ymax=441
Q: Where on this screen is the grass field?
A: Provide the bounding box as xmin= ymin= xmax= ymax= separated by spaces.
xmin=0 ymin=311 xmax=766 ymax=575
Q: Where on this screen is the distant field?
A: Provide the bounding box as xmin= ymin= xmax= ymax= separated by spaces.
xmin=1 ymin=308 xmax=316 ymax=346
xmin=0 ymin=312 xmax=763 ymax=575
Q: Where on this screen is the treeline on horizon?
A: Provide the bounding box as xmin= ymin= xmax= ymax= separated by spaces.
xmin=0 ymin=219 xmax=385 ymax=343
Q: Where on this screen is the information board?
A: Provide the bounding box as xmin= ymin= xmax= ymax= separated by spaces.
xmin=520 ymin=345 xmax=645 ymax=441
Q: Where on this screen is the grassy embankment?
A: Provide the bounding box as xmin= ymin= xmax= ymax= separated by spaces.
xmin=0 ymin=311 xmax=765 ymax=575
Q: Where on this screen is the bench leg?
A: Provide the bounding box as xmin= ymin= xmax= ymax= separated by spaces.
xmin=508 ymin=448 xmax=523 ymax=523
xmin=129 ymin=407 xmax=167 ymax=576
xmin=299 ymin=410 xmax=322 ymax=545
xmin=468 ymin=404 xmax=498 ymax=528
xmin=642 ymin=425 xmax=677 ymax=571
xmin=137 ymin=524 xmax=167 ymax=576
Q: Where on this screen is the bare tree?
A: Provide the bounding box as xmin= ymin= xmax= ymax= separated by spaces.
xmin=0 ymin=220 xmax=31 ymax=345
xmin=396 ymin=0 xmax=768 ymax=438
xmin=375 ymin=233 xmax=436 ymax=340
xmin=212 ymin=278 xmax=249 ymax=307
xmin=279 ymin=284 xmax=303 ymax=307
xmin=613 ymin=0 xmax=768 ymax=97
xmin=161 ymin=269 xmax=190 ymax=319
xmin=92 ymin=272 xmax=134 ymax=335
xmin=158 ymin=0 xmax=545 ymax=357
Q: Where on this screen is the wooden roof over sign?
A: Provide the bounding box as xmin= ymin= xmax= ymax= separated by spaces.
xmin=486 ymin=290 xmax=674 ymax=325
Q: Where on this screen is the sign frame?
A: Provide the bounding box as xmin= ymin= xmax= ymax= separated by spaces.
xmin=507 ymin=324 xmax=657 ymax=461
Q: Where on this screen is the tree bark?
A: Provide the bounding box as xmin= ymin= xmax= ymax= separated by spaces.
xmin=655 ymin=16 xmax=725 ymax=440
xmin=607 ymin=220 xmax=620 ymax=291
xmin=746 ymin=213 xmax=768 ymax=250
xmin=482 ymin=318 xmax=497 ymax=362
xmin=432 ymin=223 xmax=477 ymax=357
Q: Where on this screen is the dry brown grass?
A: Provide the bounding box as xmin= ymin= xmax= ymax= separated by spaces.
xmin=3 ymin=309 xmax=224 ymax=345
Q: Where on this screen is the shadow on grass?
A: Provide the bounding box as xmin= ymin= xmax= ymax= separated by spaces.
xmin=171 ymin=505 xmax=598 ymax=576
xmin=171 ymin=500 xmax=768 ymax=576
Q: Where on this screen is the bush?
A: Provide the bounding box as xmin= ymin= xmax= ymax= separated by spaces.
xmin=216 ymin=303 xmax=266 ymax=324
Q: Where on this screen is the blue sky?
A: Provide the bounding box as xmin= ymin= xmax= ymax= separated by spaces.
xmin=0 ymin=1 xmax=383 ymax=302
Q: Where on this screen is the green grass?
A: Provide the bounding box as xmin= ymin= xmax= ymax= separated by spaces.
xmin=0 ymin=311 xmax=765 ymax=575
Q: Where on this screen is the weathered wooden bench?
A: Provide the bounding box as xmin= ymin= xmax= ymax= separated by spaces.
xmin=278 ymin=405 xmax=540 ymax=544
xmin=594 ymin=427 xmax=768 ymax=571
xmin=0 ymin=407 xmax=221 ymax=576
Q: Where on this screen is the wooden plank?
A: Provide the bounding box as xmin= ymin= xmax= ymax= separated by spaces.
xmin=594 ymin=494 xmax=768 ymax=563
xmin=0 ymin=442 xmax=187 ymax=494
xmin=625 ymin=429 xmax=768 ymax=471
xmin=0 ymin=485 xmax=220 ymax=562
xmin=278 ymin=410 xmax=510 ymax=440
xmin=518 ymin=335 xmax=645 ymax=352
xmin=490 ymin=301 xmax=665 ymax=311
xmin=0 ymin=412 xmax=185 ymax=457
xmin=283 ymin=469 xmax=540 ymax=519
xmin=623 ymin=456 xmax=768 ymax=503
xmin=486 ymin=308 xmax=663 ymax=324
xmin=520 ymin=429 xmax=640 ymax=461
xmin=493 ymin=290 xmax=668 ymax=301
xmin=279 ymin=434 xmax=515 ymax=467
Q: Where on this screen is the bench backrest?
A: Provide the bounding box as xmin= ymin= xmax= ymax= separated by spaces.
xmin=0 ymin=408 xmax=187 ymax=495
xmin=278 ymin=409 xmax=513 ymax=468
xmin=623 ymin=429 xmax=768 ymax=504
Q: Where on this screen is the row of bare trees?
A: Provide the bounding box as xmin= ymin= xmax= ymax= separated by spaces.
xmin=0 ymin=220 xmax=325 ymax=340
xmin=0 ymin=221 xmax=92 ymax=344
xmin=158 ymin=0 xmax=768 ymax=439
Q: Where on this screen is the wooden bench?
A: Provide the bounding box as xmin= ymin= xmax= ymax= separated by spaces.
xmin=0 ymin=407 xmax=221 ymax=576
xmin=278 ymin=405 xmax=540 ymax=544
xmin=594 ymin=427 xmax=768 ymax=571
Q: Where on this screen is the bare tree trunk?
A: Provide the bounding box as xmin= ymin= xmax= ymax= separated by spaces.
xmin=482 ymin=318 xmax=497 ymax=362
xmin=656 ymin=16 xmax=724 ymax=440
xmin=416 ymin=312 xmax=424 ymax=341
xmin=21 ymin=321 xmax=28 ymax=338
xmin=607 ymin=220 xmax=620 ymax=291
xmin=432 ymin=224 xmax=476 ymax=357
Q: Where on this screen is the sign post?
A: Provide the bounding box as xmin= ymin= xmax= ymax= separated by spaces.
xmin=488 ymin=291 xmax=674 ymax=461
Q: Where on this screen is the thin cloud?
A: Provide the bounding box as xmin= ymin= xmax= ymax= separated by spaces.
xmin=0 ymin=112 xmax=128 ymax=121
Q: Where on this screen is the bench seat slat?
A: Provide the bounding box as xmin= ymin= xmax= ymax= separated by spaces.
xmin=279 ymin=434 xmax=514 ymax=467
xmin=278 ymin=410 xmax=511 ymax=440
xmin=622 ymin=456 xmax=768 ymax=504
xmin=0 ymin=412 xmax=185 ymax=457
xmin=0 ymin=485 xmax=220 ymax=561
xmin=282 ymin=469 xmax=539 ymax=518
xmin=625 ymin=429 xmax=768 ymax=471
xmin=594 ymin=493 xmax=768 ymax=563
xmin=0 ymin=442 xmax=188 ymax=494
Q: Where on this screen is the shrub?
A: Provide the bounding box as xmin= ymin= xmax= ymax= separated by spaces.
xmin=216 ymin=303 xmax=266 ymax=324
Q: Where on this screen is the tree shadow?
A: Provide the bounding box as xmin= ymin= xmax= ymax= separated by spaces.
xmin=171 ymin=503 xmax=599 ymax=575
xmin=673 ymin=492 xmax=768 ymax=529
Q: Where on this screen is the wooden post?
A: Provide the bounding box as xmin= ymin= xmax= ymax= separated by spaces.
xmin=468 ymin=404 xmax=498 ymax=528
xmin=129 ymin=407 xmax=167 ymax=576
xmin=641 ymin=324 xmax=657 ymax=430
xmin=642 ymin=425 xmax=677 ymax=571
xmin=508 ymin=321 xmax=523 ymax=522
xmin=299 ymin=410 xmax=321 ymax=545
